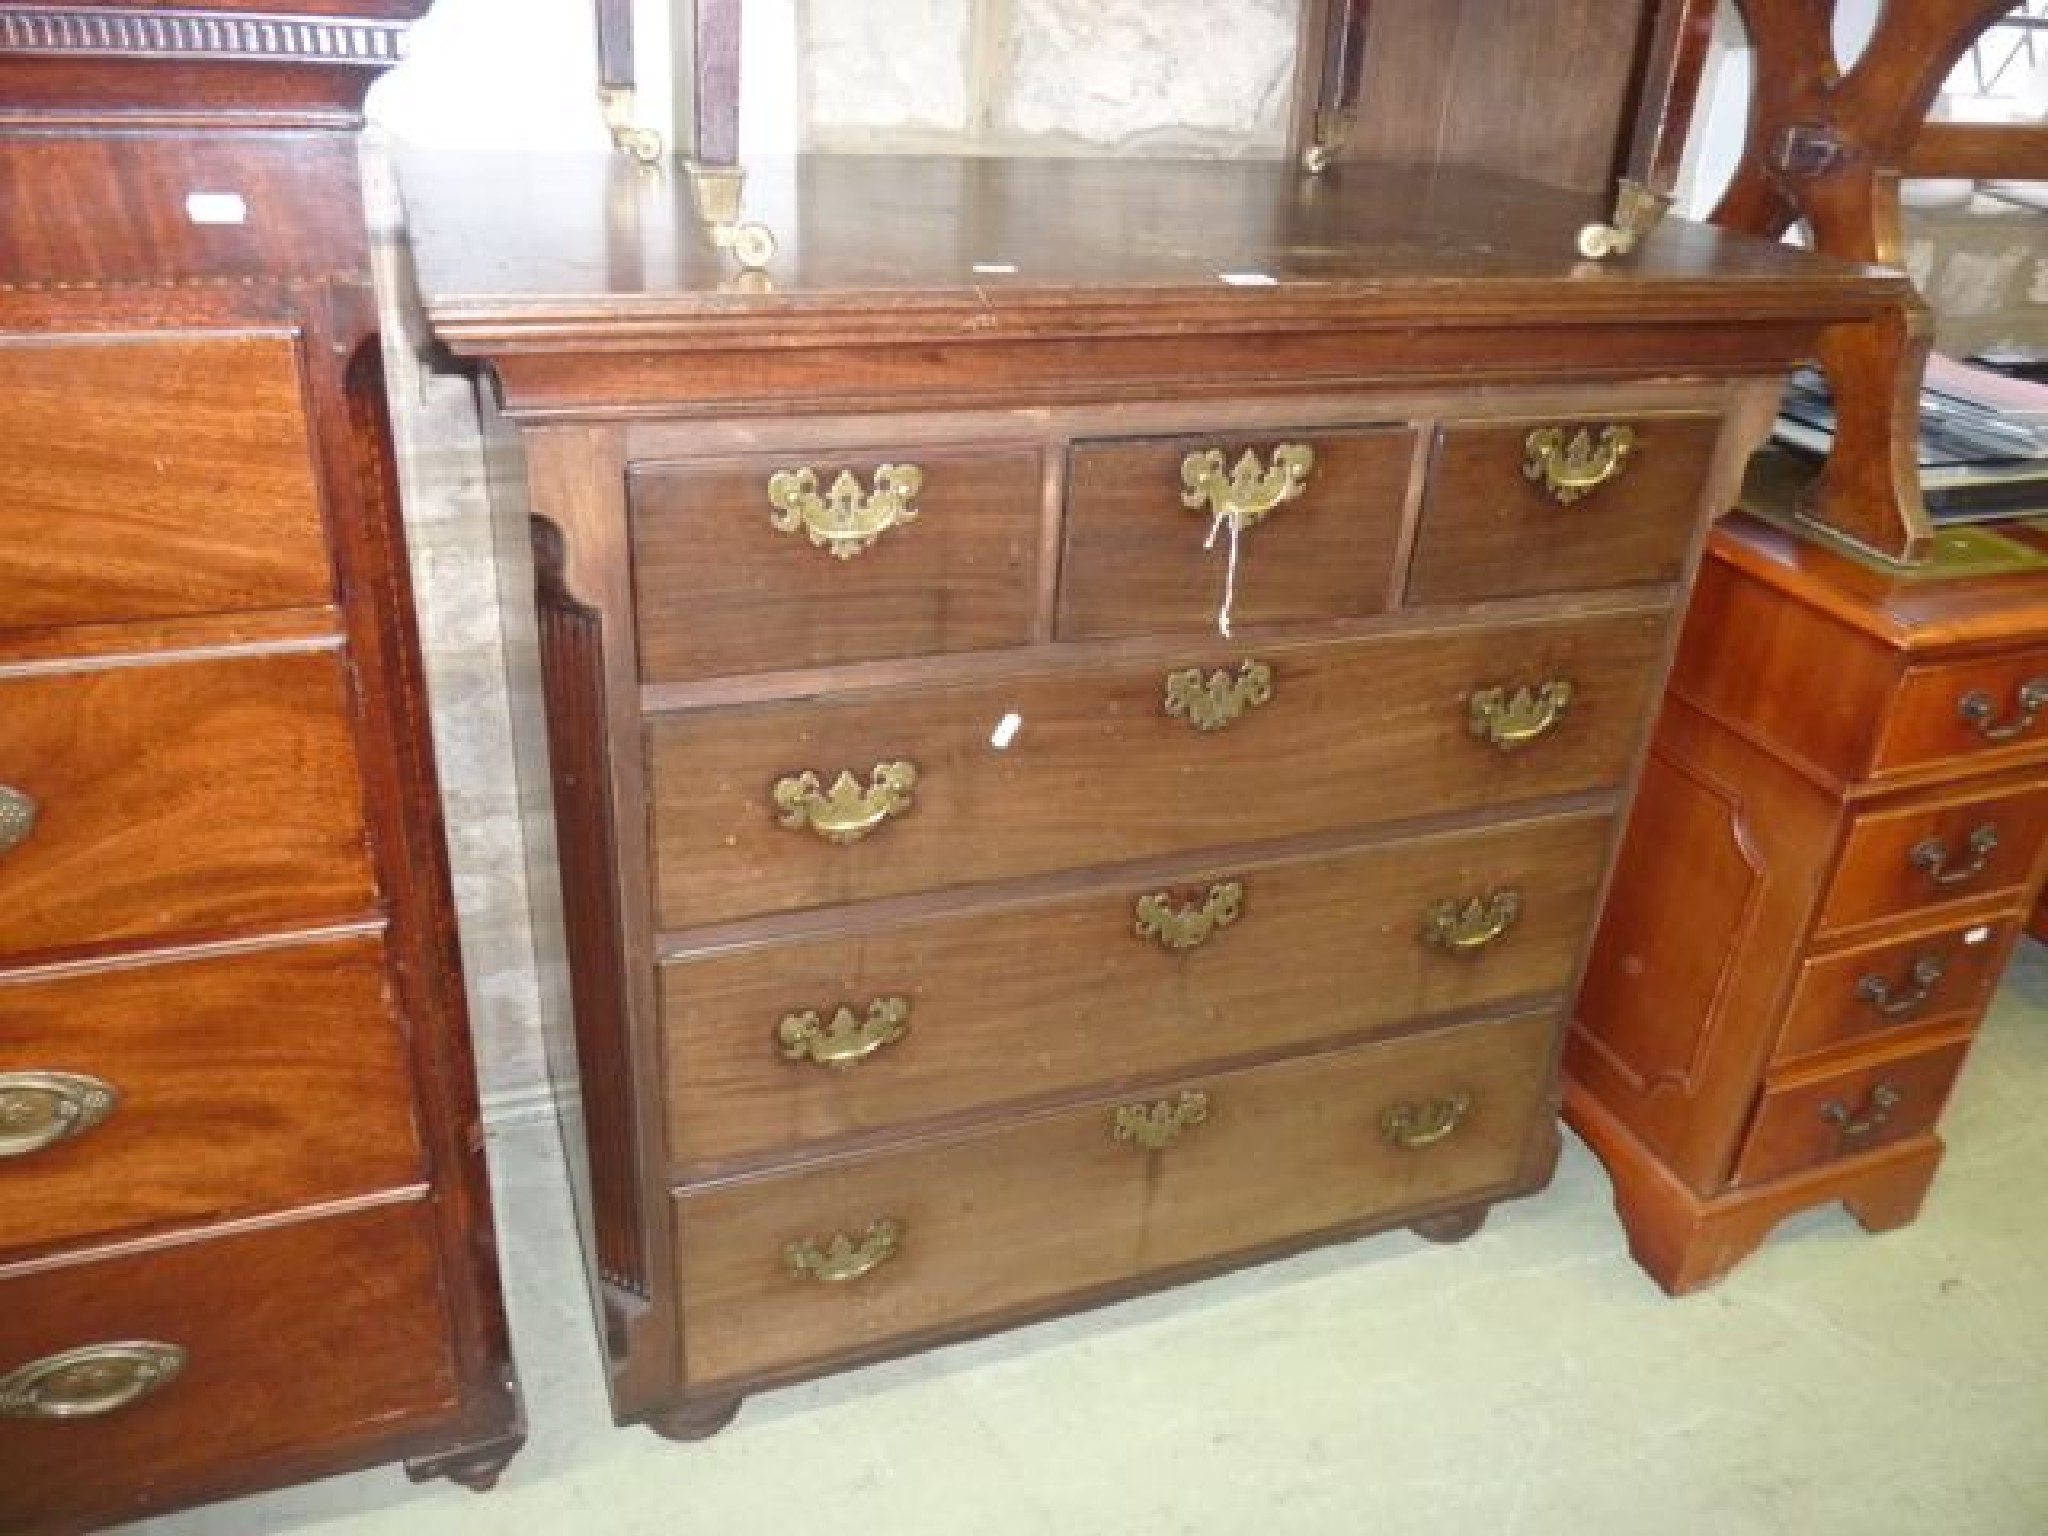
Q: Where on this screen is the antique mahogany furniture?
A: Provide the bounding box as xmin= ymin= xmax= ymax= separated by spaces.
xmin=0 ymin=2 xmax=521 ymax=1526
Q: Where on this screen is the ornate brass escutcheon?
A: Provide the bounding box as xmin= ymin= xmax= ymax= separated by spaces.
xmin=1179 ymin=443 xmax=1315 ymax=533
xmin=1822 ymin=1081 xmax=1904 ymax=1141
xmin=1380 ymin=1092 xmax=1473 ymax=1150
xmin=1522 ymin=424 xmax=1636 ymax=504
xmin=1957 ymin=677 xmax=2048 ymax=743
xmin=1856 ymin=954 xmax=1946 ymax=1019
xmin=1422 ymin=890 xmax=1523 ymax=953
xmin=1162 ymin=659 xmax=1273 ymax=732
xmin=777 ymin=998 xmax=910 ymax=1069
xmin=1467 ymin=680 xmax=1573 ymax=751
xmin=1910 ymin=824 xmax=1999 ymax=887
xmin=783 ymin=1217 xmax=903 ymax=1285
xmin=773 ymin=761 xmax=918 ymax=844
xmin=0 ymin=783 xmax=37 ymax=855
xmin=766 ymin=464 xmax=924 ymax=558
xmin=0 ymin=1071 xmax=119 ymax=1159
xmin=1133 ymin=881 xmax=1243 ymax=952
xmin=1111 ymin=1090 xmax=1210 ymax=1150
xmin=0 ymin=1341 xmax=186 ymax=1419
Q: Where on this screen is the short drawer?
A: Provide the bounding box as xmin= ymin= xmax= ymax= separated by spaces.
xmin=0 ymin=648 xmax=377 ymax=961
xmin=1058 ymin=427 xmax=1413 ymax=638
xmin=1775 ymin=918 xmax=2014 ymax=1067
xmin=630 ymin=445 xmax=1041 ymax=683
xmin=1407 ymin=412 xmax=1720 ymax=604
xmin=1733 ymin=1032 xmax=1972 ymax=1187
xmin=1871 ymin=647 xmax=2048 ymax=778
xmin=1816 ymin=780 xmax=2048 ymax=940
xmin=673 ymin=1009 xmax=1553 ymax=1386
xmin=0 ymin=1200 xmax=459 ymax=1533
xmin=663 ymin=809 xmax=1611 ymax=1169
xmin=0 ymin=935 xmax=423 ymax=1257
xmin=649 ymin=606 xmax=1668 ymax=928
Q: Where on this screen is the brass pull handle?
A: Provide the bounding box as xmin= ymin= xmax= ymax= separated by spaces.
xmin=773 ymin=762 xmax=918 ymax=844
xmin=1111 ymin=1090 xmax=1210 ymax=1150
xmin=1468 ymin=681 xmax=1573 ymax=751
xmin=0 ymin=783 xmax=38 ymax=855
xmin=0 ymin=1071 xmax=119 ymax=1159
xmin=1380 ymin=1092 xmax=1474 ymax=1150
xmin=1163 ymin=659 xmax=1273 ymax=732
xmin=1522 ymin=424 xmax=1636 ymax=504
xmin=1909 ymin=824 xmax=1999 ymax=888
xmin=1422 ymin=890 xmax=1522 ymax=953
xmin=778 ymin=998 xmax=910 ymax=1068
xmin=1957 ymin=678 xmax=2048 ymax=743
xmin=1133 ymin=881 xmax=1243 ymax=952
xmin=767 ymin=464 xmax=923 ymax=558
xmin=783 ymin=1218 xmax=903 ymax=1285
xmin=1855 ymin=954 xmax=1946 ymax=1019
xmin=1821 ymin=1082 xmax=1904 ymax=1141
xmin=1180 ymin=444 xmax=1315 ymax=532
xmin=0 ymin=1342 xmax=186 ymax=1419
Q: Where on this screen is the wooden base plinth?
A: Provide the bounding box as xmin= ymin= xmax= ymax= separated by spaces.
xmin=645 ymin=1396 xmax=743 ymax=1442
xmin=405 ymin=1426 xmax=528 ymax=1493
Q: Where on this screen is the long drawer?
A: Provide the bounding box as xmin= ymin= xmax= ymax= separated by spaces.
xmin=673 ymin=1009 xmax=1553 ymax=1386
xmin=1816 ymin=778 xmax=2048 ymax=939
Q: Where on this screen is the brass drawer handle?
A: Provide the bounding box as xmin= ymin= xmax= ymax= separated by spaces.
xmin=1856 ymin=954 xmax=1946 ymax=1019
xmin=0 ymin=1341 xmax=186 ymax=1420
xmin=1468 ymin=680 xmax=1573 ymax=751
xmin=1133 ymin=881 xmax=1243 ymax=952
xmin=1522 ymin=424 xmax=1636 ymax=504
xmin=783 ymin=1217 xmax=902 ymax=1285
xmin=1112 ymin=1090 xmax=1210 ymax=1150
xmin=1380 ymin=1092 xmax=1474 ymax=1150
xmin=1163 ymin=659 xmax=1273 ymax=732
xmin=778 ymin=998 xmax=910 ymax=1068
xmin=1821 ymin=1081 xmax=1904 ymax=1141
xmin=773 ymin=762 xmax=918 ymax=844
xmin=1422 ymin=890 xmax=1522 ymax=953
xmin=0 ymin=1070 xmax=119 ymax=1159
xmin=767 ymin=464 xmax=923 ymax=559
xmin=0 ymin=783 xmax=38 ymax=855
xmin=1909 ymin=824 xmax=1998 ymax=888
xmin=1180 ymin=444 xmax=1315 ymax=533
xmin=1957 ymin=677 xmax=2048 ymax=742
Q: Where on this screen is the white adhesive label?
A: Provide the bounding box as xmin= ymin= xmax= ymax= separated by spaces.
xmin=185 ymin=192 xmax=248 ymax=226
xmin=973 ymin=262 xmax=1020 ymax=275
xmin=990 ymin=712 xmax=1023 ymax=750
xmin=1964 ymin=925 xmax=1992 ymax=945
xmin=1219 ymin=271 xmax=1278 ymax=286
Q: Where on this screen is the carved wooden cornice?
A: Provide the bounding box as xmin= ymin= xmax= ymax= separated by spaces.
xmin=0 ymin=6 xmax=406 ymax=66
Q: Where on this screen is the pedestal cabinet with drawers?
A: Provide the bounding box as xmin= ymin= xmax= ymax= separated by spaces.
xmin=404 ymin=152 xmax=1902 ymax=1437
xmin=0 ymin=5 xmax=521 ymax=1528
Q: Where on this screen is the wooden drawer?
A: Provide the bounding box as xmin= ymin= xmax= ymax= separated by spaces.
xmin=1775 ymin=917 xmax=2014 ymax=1067
xmin=630 ymin=446 xmax=1041 ymax=683
xmin=673 ymin=1009 xmax=1553 ymax=1386
xmin=0 ymin=935 xmax=422 ymax=1258
xmin=0 ymin=648 xmax=377 ymax=961
xmin=0 ymin=333 xmax=333 ymax=634
xmin=1057 ymin=427 xmax=1413 ymax=638
xmin=649 ymin=606 xmax=1668 ymax=928
xmin=1734 ymin=1032 xmax=1972 ymax=1187
xmin=1815 ymin=780 xmax=2048 ymax=940
xmin=1871 ymin=646 xmax=2048 ymax=777
xmin=1407 ymin=413 xmax=1720 ymax=604
xmin=663 ymin=808 xmax=1611 ymax=1169
xmin=0 ymin=1200 xmax=459 ymax=1533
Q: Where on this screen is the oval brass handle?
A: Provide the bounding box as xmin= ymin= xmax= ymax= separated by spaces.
xmin=1179 ymin=444 xmax=1315 ymax=532
xmin=1111 ymin=1090 xmax=1210 ymax=1150
xmin=778 ymin=998 xmax=910 ymax=1068
xmin=1957 ymin=678 xmax=2048 ymax=743
xmin=1133 ymin=881 xmax=1243 ymax=952
xmin=1855 ymin=954 xmax=1946 ymax=1019
xmin=766 ymin=464 xmax=923 ymax=559
xmin=0 ymin=783 xmax=38 ymax=855
xmin=1822 ymin=1081 xmax=1904 ymax=1141
xmin=0 ymin=1341 xmax=186 ymax=1420
xmin=1380 ymin=1092 xmax=1474 ymax=1150
xmin=1909 ymin=824 xmax=1999 ymax=888
xmin=1522 ymin=424 xmax=1637 ymax=504
xmin=1163 ymin=660 xmax=1273 ymax=732
xmin=1422 ymin=890 xmax=1522 ymax=953
xmin=773 ymin=762 xmax=917 ymax=844
xmin=783 ymin=1217 xmax=903 ymax=1284
xmin=1468 ymin=680 xmax=1573 ymax=751
xmin=0 ymin=1071 xmax=119 ymax=1159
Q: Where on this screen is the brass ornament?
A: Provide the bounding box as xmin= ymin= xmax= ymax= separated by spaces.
xmin=777 ymin=998 xmax=910 ymax=1068
xmin=1111 ymin=1090 xmax=1210 ymax=1151
xmin=1522 ymin=424 xmax=1636 ymax=504
xmin=1163 ymin=659 xmax=1274 ymax=732
xmin=773 ymin=761 xmax=918 ymax=844
xmin=783 ymin=1218 xmax=903 ymax=1285
xmin=1909 ymin=824 xmax=1998 ymax=888
xmin=0 ymin=1071 xmax=119 ymax=1159
xmin=1380 ymin=1093 xmax=1473 ymax=1150
xmin=0 ymin=783 xmax=38 ymax=854
xmin=1856 ymin=954 xmax=1946 ymax=1019
xmin=1179 ymin=444 xmax=1315 ymax=533
xmin=1822 ymin=1082 xmax=1904 ymax=1141
xmin=1467 ymin=680 xmax=1573 ymax=751
xmin=0 ymin=1341 xmax=186 ymax=1419
xmin=1422 ymin=890 xmax=1523 ymax=953
xmin=766 ymin=464 xmax=923 ymax=558
xmin=1133 ymin=881 xmax=1243 ymax=952
xmin=1957 ymin=677 xmax=2048 ymax=742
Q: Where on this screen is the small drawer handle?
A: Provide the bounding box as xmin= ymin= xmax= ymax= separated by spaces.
xmin=0 ymin=1071 xmax=119 ymax=1159
xmin=1422 ymin=890 xmax=1523 ymax=953
xmin=1111 ymin=1090 xmax=1210 ymax=1150
xmin=783 ymin=1218 xmax=903 ymax=1285
xmin=0 ymin=783 xmax=38 ymax=855
xmin=1909 ymin=824 xmax=1999 ymax=888
xmin=778 ymin=998 xmax=910 ymax=1068
xmin=0 ymin=1341 xmax=186 ymax=1420
xmin=767 ymin=464 xmax=923 ymax=559
xmin=1133 ymin=881 xmax=1243 ymax=952
xmin=1180 ymin=444 xmax=1315 ymax=533
xmin=1468 ymin=680 xmax=1573 ymax=751
xmin=1522 ymin=424 xmax=1636 ymax=504
xmin=1855 ymin=954 xmax=1947 ymax=1019
xmin=1163 ymin=659 xmax=1273 ymax=732
xmin=773 ymin=762 xmax=918 ymax=844
xmin=1380 ymin=1092 xmax=1474 ymax=1150
xmin=1957 ymin=677 xmax=2048 ymax=743
xmin=1821 ymin=1081 xmax=1904 ymax=1141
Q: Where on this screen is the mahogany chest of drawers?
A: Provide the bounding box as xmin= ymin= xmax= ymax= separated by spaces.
xmin=404 ymin=151 xmax=1902 ymax=1437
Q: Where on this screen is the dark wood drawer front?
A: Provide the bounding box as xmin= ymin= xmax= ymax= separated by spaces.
xmin=1058 ymin=427 xmax=1413 ymax=638
xmin=0 ymin=649 xmax=377 ymax=961
xmin=1734 ymin=1034 xmax=1971 ymax=1187
xmin=674 ymin=1010 xmax=1552 ymax=1386
xmin=0 ymin=333 xmax=334 ymax=633
xmin=1407 ymin=413 xmax=1720 ymax=604
xmin=663 ymin=810 xmax=1610 ymax=1169
xmin=0 ymin=1200 xmax=459 ymax=1533
xmin=631 ymin=446 xmax=1042 ymax=683
xmin=0 ymin=935 xmax=422 ymax=1257
xmin=1874 ymin=647 xmax=2048 ymax=777
xmin=1817 ymin=782 xmax=2048 ymax=939
xmin=1776 ymin=919 xmax=2013 ymax=1067
xmin=650 ymin=608 xmax=1668 ymax=928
